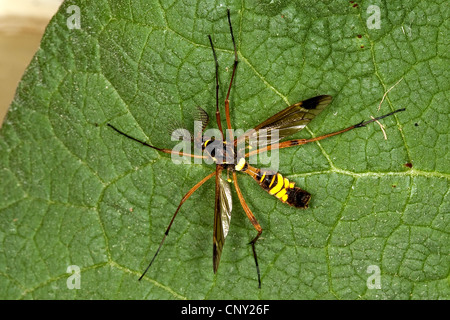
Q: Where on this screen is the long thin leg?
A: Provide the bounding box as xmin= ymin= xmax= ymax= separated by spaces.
xmin=232 ymin=171 xmax=262 ymax=288
xmin=245 ymin=108 xmax=406 ymax=158
xmin=208 ymin=35 xmax=224 ymax=139
xmin=224 ymin=9 xmax=238 ymax=131
xmin=107 ymin=123 xmax=207 ymax=160
xmin=139 ymin=170 xmax=217 ymax=281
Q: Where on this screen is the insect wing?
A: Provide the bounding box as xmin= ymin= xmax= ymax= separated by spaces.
xmin=167 ymin=107 xmax=210 ymax=150
xmin=213 ymin=172 xmax=232 ymax=273
xmin=195 ymin=106 xmax=210 ymax=132
xmin=236 ymin=95 xmax=332 ymax=148
xmin=194 ymin=106 xmax=210 ymax=147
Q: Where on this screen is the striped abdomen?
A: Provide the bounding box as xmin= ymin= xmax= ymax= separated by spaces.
xmin=256 ymin=171 xmax=311 ymax=208
xmin=235 ymin=160 xmax=311 ymax=209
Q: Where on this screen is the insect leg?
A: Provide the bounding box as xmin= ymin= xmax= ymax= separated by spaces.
xmin=232 ymin=171 xmax=262 ymax=288
xmin=139 ymin=170 xmax=217 ymax=281
xmin=107 ymin=123 xmax=207 ymax=159
xmin=224 ymin=9 xmax=238 ymax=131
xmin=208 ymin=35 xmax=224 ymax=139
xmin=245 ymin=108 xmax=406 ymax=158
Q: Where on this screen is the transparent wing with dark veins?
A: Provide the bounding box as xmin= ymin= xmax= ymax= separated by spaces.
xmin=195 ymin=106 xmax=210 ymax=132
xmin=213 ymin=171 xmax=232 ymax=274
xmin=236 ymin=95 xmax=332 ymax=148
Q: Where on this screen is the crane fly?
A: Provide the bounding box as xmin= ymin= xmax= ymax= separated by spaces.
xmin=107 ymin=10 xmax=405 ymax=288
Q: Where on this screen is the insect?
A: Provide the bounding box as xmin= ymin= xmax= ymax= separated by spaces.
xmin=107 ymin=10 xmax=405 ymax=288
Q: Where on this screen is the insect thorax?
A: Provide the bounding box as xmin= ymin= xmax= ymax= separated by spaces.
xmin=203 ymin=139 xmax=241 ymax=167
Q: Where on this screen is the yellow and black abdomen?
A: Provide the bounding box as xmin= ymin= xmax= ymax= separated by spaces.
xmin=235 ymin=160 xmax=311 ymax=208
xmin=256 ymin=171 xmax=311 ymax=208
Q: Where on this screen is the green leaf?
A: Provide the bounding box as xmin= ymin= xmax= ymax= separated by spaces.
xmin=0 ymin=0 xmax=448 ymax=299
